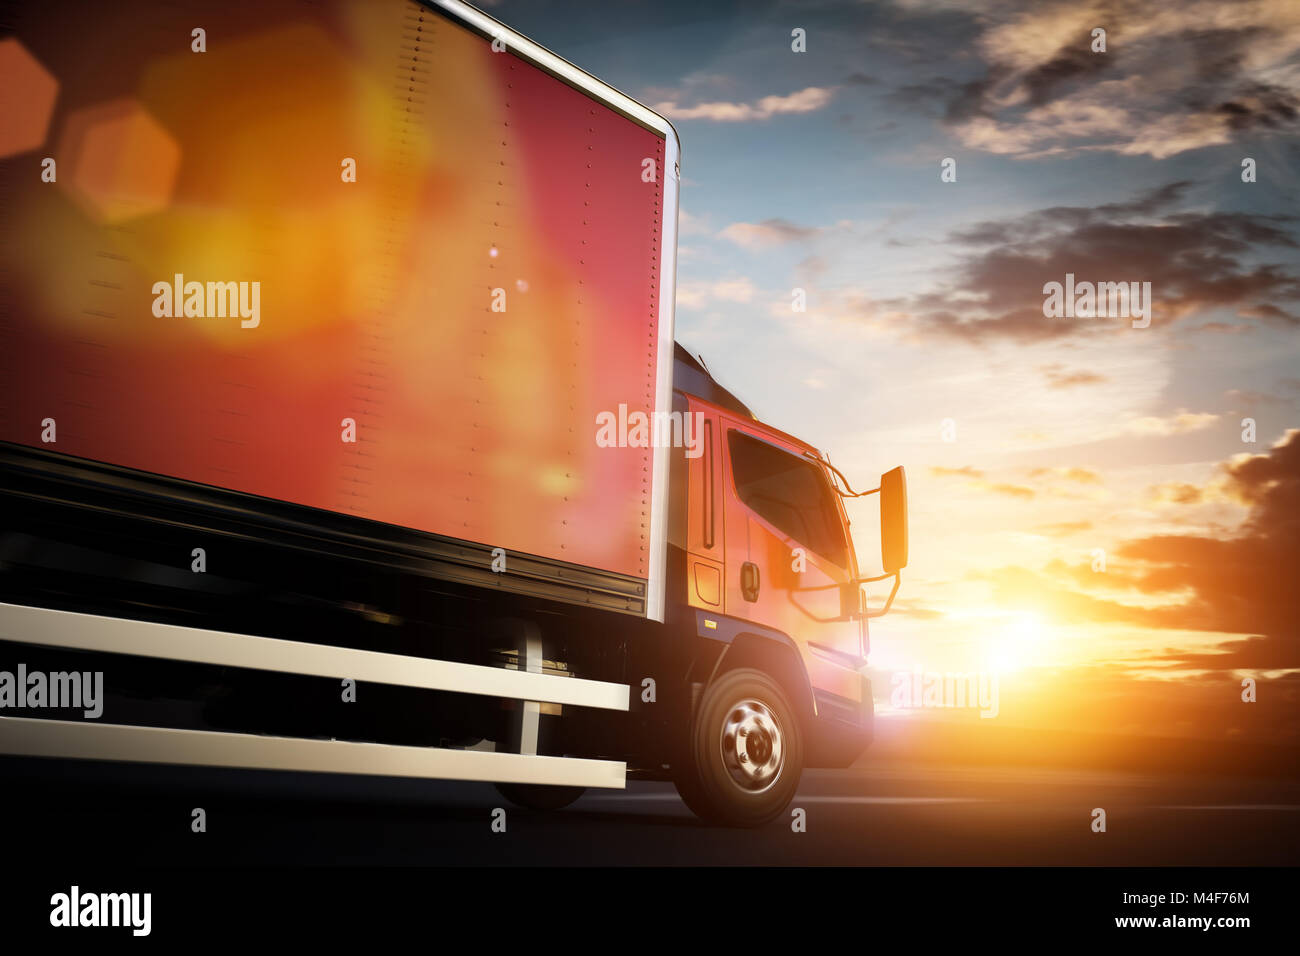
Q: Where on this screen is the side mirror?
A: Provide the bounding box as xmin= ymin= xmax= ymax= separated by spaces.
xmin=880 ymin=466 xmax=908 ymax=574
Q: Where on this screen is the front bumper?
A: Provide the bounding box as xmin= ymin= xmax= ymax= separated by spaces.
xmin=809 ymin=676 xmax=873 ymax=768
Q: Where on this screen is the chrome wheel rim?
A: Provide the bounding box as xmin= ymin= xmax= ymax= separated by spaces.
xmin=719 ymin=697 xmax=785 ymax=794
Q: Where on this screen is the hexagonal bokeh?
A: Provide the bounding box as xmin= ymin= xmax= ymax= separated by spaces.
xmin=57 ymin=99 xmax=181 ymax=222
xmin=0 ymin=39 xmax=58 ymax=158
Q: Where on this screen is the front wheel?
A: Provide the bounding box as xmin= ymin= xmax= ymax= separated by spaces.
xmin=674 ymin=668 xmax=804 ymax=827
xmin=494 ymin=783 xmax=586 ymax=811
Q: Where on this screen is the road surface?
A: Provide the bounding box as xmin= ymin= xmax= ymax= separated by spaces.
xmin=4 ymin=756 xmax=1297 ymax=866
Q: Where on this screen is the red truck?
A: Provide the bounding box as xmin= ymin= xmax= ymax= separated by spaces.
xmin=0 ymin=0 xmax=907 ymax=826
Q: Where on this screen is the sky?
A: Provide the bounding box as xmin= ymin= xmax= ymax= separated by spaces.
xmin=485 ymin=0 xmax=1300 ymax=756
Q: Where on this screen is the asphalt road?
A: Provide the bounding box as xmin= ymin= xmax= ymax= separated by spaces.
xmin=4 ymin=756 xmax=1298 ymax=866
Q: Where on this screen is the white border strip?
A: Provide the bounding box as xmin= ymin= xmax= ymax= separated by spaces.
xmin=0 ymin=716 xmax=626 ymax=788
xmin=645 ymin=133 xmax=680 ymax=624
xmin=0 ymin=603 xmax=628 ymax=711
xmin=429 ymin=0 xmax=680 ymax=623
xmin=429 ymin=0 xmax=676 ymax=138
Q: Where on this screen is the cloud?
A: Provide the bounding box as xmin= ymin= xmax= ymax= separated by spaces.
xmin=676 ymin=277 xmax=756 ymax=309
xmin=1029 ymin=466 xmax=1102 ymax=484
xmin=1145 ymin=481 xmax=1209 ymax=506
xmin=990 ymin=430 xmax=1300 ymax=670
xmin=974 ymin=481 xmax=1036 ymax=499
xmin=1034 ymin=520 xmax=1094 ymax=536
xmin=719 ymin=218 xmax=821 ymax=249
xmin=930 ymin=465 xmax=985 ymax=478
xmin=677 ymin=209 xmax=712 ymax=236
xmin=1040 ymin=363 xmax=1108 ymax=388
xmin=948 ymin=0 xmax=1300 ymax=158
xmin=1123 ymin=411 xmax=1221 ymax=436
xmin=1224 ymin=387 xmax=1289 ymax=409
xmin=1235 ymin=303 xmax=1300 ymax=324
xmin=652 ymin=86 xmax=836 ymax=122
xmin=872 ymin=182 xmax=1300 ymax=343
xmin=844 ymin=72 xmax=880 ymax=87
xmin=796 ymin=255 xmax=829 ymax=284
xmin=1114 ymin=432 xmax=1300 ymax=665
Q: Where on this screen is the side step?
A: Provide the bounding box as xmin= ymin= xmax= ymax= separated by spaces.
xmin=0 ymin=602 xmax=628 ymax=789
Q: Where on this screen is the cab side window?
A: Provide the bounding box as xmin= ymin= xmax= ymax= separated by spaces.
xmin=727 ymin=430 xmax=848 ymax=569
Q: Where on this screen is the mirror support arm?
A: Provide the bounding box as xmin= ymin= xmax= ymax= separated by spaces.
xmin=863 ymin=572 xmax=900 ymax=619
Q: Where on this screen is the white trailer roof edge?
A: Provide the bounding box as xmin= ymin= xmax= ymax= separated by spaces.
xmin=427 ymin=0 xmax=683 ymax=142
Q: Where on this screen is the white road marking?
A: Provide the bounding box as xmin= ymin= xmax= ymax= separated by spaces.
xmin=799 ymin=796 xmax=984 ymax=805
xmin=1158 ymin=804 xmax=1300 ymax=811
xmin=586 ymin=793 xmax=983 ymax=805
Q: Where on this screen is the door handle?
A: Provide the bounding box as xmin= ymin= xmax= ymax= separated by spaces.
xmin=740 ymin=561 xmax=760 ymax=602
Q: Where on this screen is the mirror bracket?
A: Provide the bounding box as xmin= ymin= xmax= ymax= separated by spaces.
xmin=863 ymin=572 xmax=900 ymax=619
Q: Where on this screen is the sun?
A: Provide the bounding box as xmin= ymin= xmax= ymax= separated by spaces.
xmin=985 ymin=611 xmax=1050 ymax=673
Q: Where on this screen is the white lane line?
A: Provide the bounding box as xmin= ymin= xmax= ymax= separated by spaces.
xmin=586 ymin=794 xmax=983 ymax=805
xmin=582 ymin=794 xmax=691 ymax=801
xmin=1158 ymin=805 xmax=1300 ymax=811
xmin=800 ymin=796 xmax=984 ymax=805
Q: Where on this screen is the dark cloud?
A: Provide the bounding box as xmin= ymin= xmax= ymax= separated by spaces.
xmin=1018 ymin=42 xmax=1112 ymax=107
xmin=1182 ymin=26 xmax=1262 ymax=84
xmin=951 ymin=181 xmax=1196 ymax=246
xmin=882 ymin=75 xmax=996 ymax=123
xmin=1006 ymin=432 xmax=1300 ymax=671
xmin=884 ymin=76 xmax=959 ymax=117
xmin=1176 ymin=28 xmax=1300 ymax=131
xmin=942 ymin=77 xmax=996 ymax=123
xmin=863 ymin=5 xmax=1300 ymax=158
xmin=843 ymin=72 xmax=879 ymax=87
xmin=1217 ymin=81 xmax=1300 ymax=132
xmin=884 ymin=182 xmax=1300 ymax=342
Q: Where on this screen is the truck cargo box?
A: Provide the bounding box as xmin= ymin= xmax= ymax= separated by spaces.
xmin=0 ymin=0 xmax=678 ymax=619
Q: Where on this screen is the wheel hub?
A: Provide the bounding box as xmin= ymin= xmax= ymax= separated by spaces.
xmin=720 ymin=698 xmax=785 ymax=793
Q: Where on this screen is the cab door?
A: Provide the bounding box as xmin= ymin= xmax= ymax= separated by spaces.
xmin=718 ymin=420 xmax=863 ymax=700
xmin=683 ymin=397 xmax=724 ymax=610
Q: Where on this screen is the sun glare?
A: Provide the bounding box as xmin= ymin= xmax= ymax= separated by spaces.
xmin=983 ymin=611 xmax=1050 ymax=673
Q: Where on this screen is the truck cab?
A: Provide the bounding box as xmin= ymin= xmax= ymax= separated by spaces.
xmin=658 ymin=345 xmax=907 ymax=825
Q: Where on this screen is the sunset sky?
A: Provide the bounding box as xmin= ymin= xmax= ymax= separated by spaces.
xmin=489 ymin=0 xmax=1300 ymax=749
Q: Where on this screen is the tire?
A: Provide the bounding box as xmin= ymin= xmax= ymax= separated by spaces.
xmin=674 ymin=668 xmax=804 ymax=827
xmin=494 ymin=783 xmax=586 ymax=812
